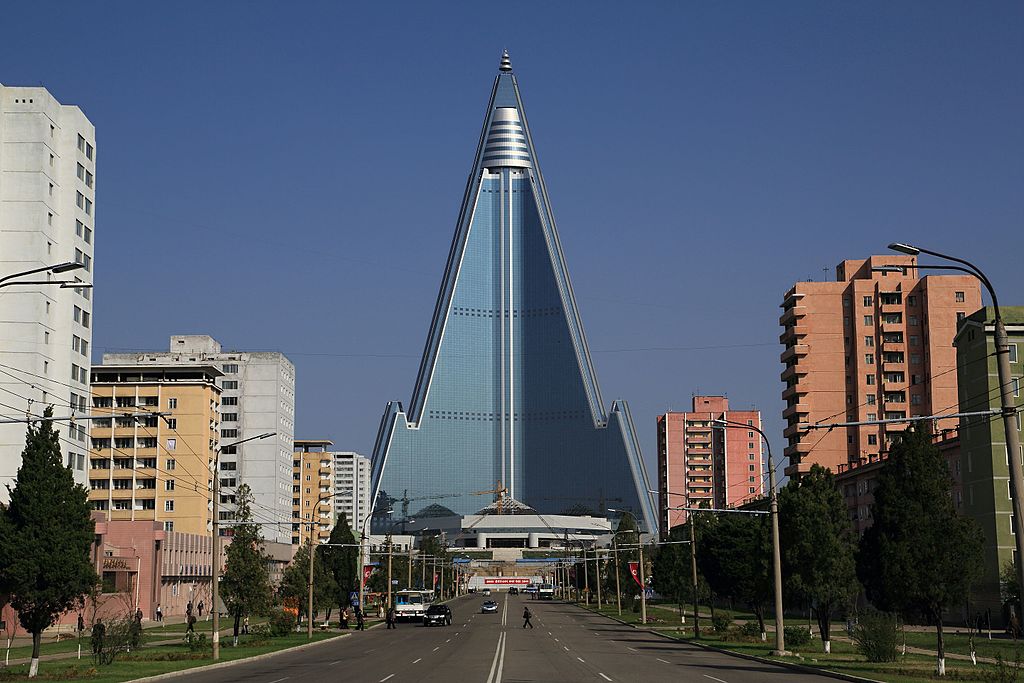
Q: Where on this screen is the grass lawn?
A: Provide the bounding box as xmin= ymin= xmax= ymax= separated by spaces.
xmin=577 ymin=602 xmax=1024 ymax=683
xmin=0 ymin=631 xmax=344 ymax=681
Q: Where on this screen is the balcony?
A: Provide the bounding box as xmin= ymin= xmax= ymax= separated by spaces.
xmin=780 ymin=365 xmax=804 ymax=382
xmin=880 ymin=341 xmax=903 ymax=353
xmin=685 ymin=433 xmax=711 ymax=444
xmin=880 ymin=321 xmax=903 ymax=334
xmin=882 ymin=380 xmax=906 ymax=392
xmin=884 ymin=421 xmax=910 ymax=432
xmin=781 ymin=385 xmax=804 ymax=401
xmin=882 ymin=362 xmax=905 ymax=374
xmin=783 ymin=423 xmax=810 ymax=439
xmin=780 ymin=344 xmax=810 ymax=363
xmin=880 ymin=302 xmax=903 ymax=314
xmin=785 ymin=441 xmax=815 ymax=455
xmin=782 ymin=402 xmax=810 ymax=420
xmin=779 ymin=306 xmax=807 ymax=326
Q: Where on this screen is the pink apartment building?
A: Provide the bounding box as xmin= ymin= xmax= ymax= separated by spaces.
xmin=657 ymin=396 xmax=764 ymax=537
xmin=780 ymin=256 xmax=981 ymax=478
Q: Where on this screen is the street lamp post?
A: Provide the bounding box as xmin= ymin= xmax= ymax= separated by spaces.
xmin=305 ymin=489 xmax=353 ymax=639
xmin=612 ymin=534 xmax=622 ymax=616
xmin=0 ymin=261 xmax=84 ymax=289
xmin=358 ymin=508 xmax=391 ymax=622
xmin=711 ymin=419 xmax=786 ymax=655
xmin=888 ymin=242 xmax=1024 ymax=614
xmin=211 ymin=431 xmax=275 ymax=661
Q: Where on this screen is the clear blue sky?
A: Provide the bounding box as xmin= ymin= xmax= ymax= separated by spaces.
xmin=3 ymin=2 xmax=1021 ymax=477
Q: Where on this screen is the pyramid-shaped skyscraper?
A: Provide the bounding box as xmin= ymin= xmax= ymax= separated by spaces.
xmin=369 ymin=52 xmax=657 ymax=533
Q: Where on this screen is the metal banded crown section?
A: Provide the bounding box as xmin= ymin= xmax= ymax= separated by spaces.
xmin=482 ymin=107 xmax=532 ymax=168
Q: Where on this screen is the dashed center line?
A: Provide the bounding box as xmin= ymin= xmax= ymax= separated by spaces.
xmin=267 ymin=679 xmax=289 ymax=683
xmin=446 ymin=638 xmax=451 ymax=643
xmin=577 ymin=656 xmax=586 ymax=663
xmin=433 ymin=646 xmax=441 ymax=652
xmin=412 ymin=658 xmax=422 ymax=664
xmin=703 ymin=676 xmax=728 ymax=683
xmin=599 ymin=675 xmax=613 ymax=682
xmin=563 ymin=645 xmax=570 ymax=651
xmin=626 ymin=646 xmax=637 ymax=652
xmin=379 ymin=676 xmax=395 ymax=683
xmin=657 ymin=658 xmax=671 ymax=664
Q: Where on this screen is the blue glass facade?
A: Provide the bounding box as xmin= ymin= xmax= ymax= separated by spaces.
xmin=370 ymin=57 xmax=657 ymax=532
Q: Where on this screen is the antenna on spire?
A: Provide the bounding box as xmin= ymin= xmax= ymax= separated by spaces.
xmin=499 ymin=49 xmax=512 ymax=73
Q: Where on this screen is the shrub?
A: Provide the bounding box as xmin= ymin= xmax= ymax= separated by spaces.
xmin=712 ymin=615 xmax=731 ymax=633
xmin=740 ymin=622 xmax=763 ymax=638
xmin=250 ymin=623 xmax=272 ymax=638
xmin=784 ymin=625 xmax=812 ymax=647
xmin=269 ymin=609 xmax=297 ymax=637
xmin=852 ymin=610 xmax=899 ymax=663
xmin=184 ymin=632 xmax=209 ymax=654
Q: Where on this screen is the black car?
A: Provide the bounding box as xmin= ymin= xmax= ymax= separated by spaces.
xmin=423 ymin=604 xmax=452 ymax=627
xmin=508 ymin=587 xmax=518 ymax=595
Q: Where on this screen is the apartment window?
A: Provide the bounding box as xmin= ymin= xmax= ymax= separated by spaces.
xmin=222 ymin=413 xmax=237 ymax=422
xmin=222 ymin=396 xmax=238 ymax=406
xmin=164 ymin=521 xmax=174 ymax=532
xmin=867 ymin=434 xmax=878 ymax=446
xmin=168 ymin=398 xmax=178 ymax=409
xmin=866 ymin=374 xmax=876 ymax=385
xmin=44 ymin=331 xmax=50 ymax=345
xmin=86 ymin=143 xmax=94 ymax=160
xmin=907 ymin=295 xmax=916 ymax=306
xmin=221 ymin=462 xmax=237 ymax=471
xmin=1015 ymin=379 xmax=1020 ymax=398
xmin=749 ymin=487 xmax=756 ymax=494
xmin=883 ymin=313 xmax=902 ymax=324
xmin=48 ymin=212 xmax=53 ymax=226
xmin=85 ymin=171 xmax=93 ymax=188
xmin=863 ymin=296 xmax=873 ymax=307
xmin=164 ymin=500 xmax=174 ymax=512
xmin=864 ymin=337 xmax=873 ymax=348
xmin=957 ymin=312 xmax=966 ymax=323
xmin=910 ymin=353 xmax=921 ymax=364
xmin=865 ymin=353 xmax=874 ymax=364
xmin=748 ymin=442 xmax=754 ymax=449
xmin=955 ymin=291 xmax=965 ymax=302
xmin=1011 ymin=345 xmax=1019 ymax=363
xmin=78 ymin=134 xmax=85 ymax=151
xmin=167 ymin=438 xmax=176 ymax=450
xmin=222 ymin=364 xmax=239 ymax=374
xmin=49 ymin=183 xmax=54 ymax=196
xmin=867 ymin=413 xmax=876 ymax=421
xmin=844 ymin=317 xmax=850 ymax=328
xmin=166 ymin=479 xmax=175 ymax=491
xmin=167 ymin=418 xmax=177 ymax=429
xmin=77 ymin=163 xmax=85 ymax=181
xmin=749 ymin=453 xmax=755 ymax=460
xmin=749 ymin=464 xmax=756 ymax=472
xmin=223 ymin=380 xmax=238 ymax=390
xmin=49 ymin=154 xmax=54 ymax=167
xmin=166 ymin=458 xmax=175 ymax=470
xmin=76 ymin=191 xmax=84 ymax=208
xmin=908 ymin=316 xmax=918 ymax=326
xmin=909 ymin=335 xmax=919 ymax=346
xmin=863 ymin=315 xmax=873 ymax=326
xmin=84 ymin=227 xmax=92 ymax=244
xmin=843 ymin=297 xmax=851 ymax=308
xmin=867 ymin=394 xmax=877 ymax=405
xmin=912 ymin=394 xmax=922 ymax=405
xmin=81 ymin=340 xmax=89 ymax=357
xmin=222 ymin=429 xmax=238 ymax=438
xmin=81 ymin=311 xmax=90 ymax=328
xmin=84 ymin=198 xmax=92 ymax=216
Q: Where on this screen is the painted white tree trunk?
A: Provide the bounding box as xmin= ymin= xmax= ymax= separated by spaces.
xmin=29 ymin=657 xmax=39 ymax=677
xmin=761 ymin=631 xmax=766 ymax=641
xmin=824 ymin=639 xmax=831 ymax=654
xmin=937 ymin=657 xmax=946 ymax=676
xmin=970 ymin=651 xmax=977 ymax=665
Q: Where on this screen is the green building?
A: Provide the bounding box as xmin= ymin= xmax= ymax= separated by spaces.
xmin=954 ymin=307 xmax=1024 ymax=618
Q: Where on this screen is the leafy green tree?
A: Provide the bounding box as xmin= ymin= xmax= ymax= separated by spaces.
xmin=323 ymin=513 xmax=359 ymax=610
xmin=0 ymin=408 xmax=98 ymax=677
xmin=651 ymin=525 xmax=692 ymax=614
xmin=1001 ymin=561 xmax=1020 ymax=617
xmin=279 ymin=540 xmax=335 ymax=623
xmin=220 ymin=485 xmax=273 ymax=645
xmin=858 ymin=426 xmax=984 ymax=676
xmin=779 ymin=464 xmax=859 ymax=653
xmin=605 ymin=512 xmax=641 ymax=604
xmin=697 ymin=510 xmax=772 ymax=638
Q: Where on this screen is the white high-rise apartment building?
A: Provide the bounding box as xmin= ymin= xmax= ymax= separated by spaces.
xmin=0 ymin=85 xmax=96 ymax=498
xmin=334 ymin=451 xmax=371 ymax=531
xmin=103 ymin=336 xmax=295 ymax=543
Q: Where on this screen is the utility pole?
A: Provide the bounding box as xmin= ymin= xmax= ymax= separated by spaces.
xmin=387 ymin=537 xmax=393 ymax=608
xmin=408 ymin=542 xmax=413 ymax=589
xmin=583 ymin=545 xmax=590 ymax=606
xmin=306 ymin=517 xmax=315 ymax=637
xmin=690 ymin=512 xmax=700 ymax=638
xmin=638 ymin=535 xmax=647 ymax=625
xmin=613 ymin=537 xmax=622 ymax=616
xmin=596 ymin=550 xmax=603 ymax=609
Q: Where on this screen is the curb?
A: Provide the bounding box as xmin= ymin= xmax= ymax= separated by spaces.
xmin=126 ymin=630 xmax=364 ymax=682
xmin=571 ymin=604 xmax=882 ymax=683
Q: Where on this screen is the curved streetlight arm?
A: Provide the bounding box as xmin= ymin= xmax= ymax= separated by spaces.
xmin=888 ymin=244 xmax=1000 ymax=316
xmin=0 ymin=262 xmax=82 ymax=287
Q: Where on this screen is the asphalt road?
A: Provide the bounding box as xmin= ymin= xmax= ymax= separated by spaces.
xmin=172 ymin=594 xmax=838 ymax=682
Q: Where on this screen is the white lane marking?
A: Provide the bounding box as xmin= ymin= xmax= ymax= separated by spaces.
xmin=433 ymin=646 xmax=441 ymax=652
xmin=563 ymin=645 xmax=569 ymax=651
xmin=379 ymin=676 xmax=395 ymax=683
xmin=496 ymin=629 xmax=507 ymax=681
xmin=446 ymin=638 xmax=451 ymax=643
xmin=599 ymin=675 xmax=613 ymax=682
xmin=657 ymin=658 xmax=671 ymax=664
xmin=703 ymin=676 xmax=728 ymax=683
xmin=577 ymin=656 xmax=586 ymax=663
xmin=547 ymin=631 xmax=552 ymax=635
xmin=330 ymin=660 xmax=342 ymax=665
xmin=554 ymin=637 xmax=560 ymax=642
xmin=268 ymin=679 xmax=289 ymax=683
xmin=485 ymin=631 xmax=506 ymax=683
xmin=626 ymin=647 xmax=636 ymax=652
xmin=413 ymin=658 xmax=421 ymax=664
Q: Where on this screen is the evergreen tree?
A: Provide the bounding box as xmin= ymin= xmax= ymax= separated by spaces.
xmin=698 ymin=510 xmax=772 ymax=638
xmin=779 ymin=464 xmax=859 ymax=653
xmin=0 ymin=408 xmax=98 ymax=678
xmin=279 ymin=539 xmax=335 ymax=623
xmin=220 ymin=484 xmax=272 ymax=645
xmin=858 ymin=426 xmax=984 ymax=676
xmin=322 ymin=513 xmax=358 ymax=610
xmin=606 ymin=512 xmax=641 ymax=605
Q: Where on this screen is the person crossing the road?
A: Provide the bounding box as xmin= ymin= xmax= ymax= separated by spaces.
xmin=386 ymin=605 xmax=397 ymax=629
xmin=355 ymin=607 xmax=365 ymax=631
xmin=523 ymin=606 xmax=534 ymax=629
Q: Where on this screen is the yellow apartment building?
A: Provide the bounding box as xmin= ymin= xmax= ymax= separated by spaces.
xmin=293 ymin=439 xmax=335 ymax=545
xmin=88 ymin=364 xmax=221 ymax=535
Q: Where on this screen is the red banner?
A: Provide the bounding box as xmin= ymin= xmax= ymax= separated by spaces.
xmin=628 ymin=562 xmax=643 ymax=588
xmin=363 ymin=565 xmax=374 ymax=584
xmin=433 ymin=573 xmax=439 ymax=588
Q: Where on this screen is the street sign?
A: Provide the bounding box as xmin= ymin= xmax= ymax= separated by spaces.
xmin=391 ymin=579 xmax=399 ymax=585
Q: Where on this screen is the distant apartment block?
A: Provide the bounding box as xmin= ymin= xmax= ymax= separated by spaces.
xmin=780 ymin=256 xmax=981 ymax=477
xmin=0 ymin=84 xmax=97 ymax=497
xmin=953 ymin=307 xmax=1024 ymax=616
xmin=103 ymin=336 xmax=296 ymax=543
xmin=87 ymin=364 xmax=221 ymax=536
xmin=657 ymin=396 xmax=764 ymax=536
xmin=334 ymin=450 xmax=371 ymax=532
xmin=293 ymin=440 xmax=335 ymax=545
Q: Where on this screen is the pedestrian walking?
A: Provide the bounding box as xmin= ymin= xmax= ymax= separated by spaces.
xmin=341 ymin=608 xmax=350 ymax=629
xmin=91 ymin=618 xmax=105 ymax=657
xmin=197 ymin=601 xmax=205 ymax=618
xmin=377 ymin=602 xmax=384 ymax=619
xmin=186 ymin=614 xmax=196 ymax=634
xmin=76 ymin=613 xmax=85 ymax=634
xmin=522 ymin=606 xmax=533 ymax=629
xmin=386 ymin=606 xmax=397 ymax=629
xmin=243 ymin=616 xmax=250 ymax=635
xmin=186 ymin=600 xmax=193 ymax=617
xmin=155 ymin=604 xmax=163 ymax=623
xmin=355 ymin=607 xmax=365 ymax=631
